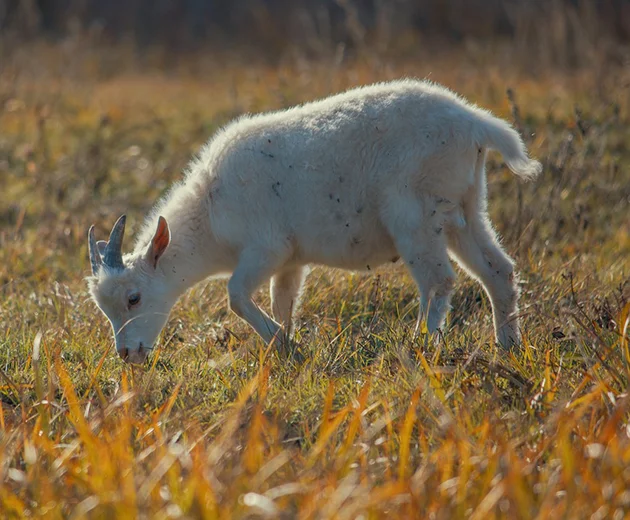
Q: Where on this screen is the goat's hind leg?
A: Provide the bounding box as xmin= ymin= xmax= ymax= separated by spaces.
xmin=410 ymin=241 xmax=455 ymax=337
xmin=447 ymin=213 xmax=521 ymax=349
xmin=382 ymin=193 xmax=456 ymax=338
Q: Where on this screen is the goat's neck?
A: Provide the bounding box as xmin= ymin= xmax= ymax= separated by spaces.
xmin=150 ymin=198 xmax=215 ymax=299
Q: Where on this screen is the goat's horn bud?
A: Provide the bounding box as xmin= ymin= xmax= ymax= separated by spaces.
xmin=103 ymin=214 xmax=126 ymax=270
xmin=88 ymin=225 xmax=102 ymax=276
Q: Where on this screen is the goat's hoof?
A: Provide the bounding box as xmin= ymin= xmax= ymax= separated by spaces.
xmin=275 ymin=338 xmax=305 ymax=364
xmin=288 ymin=346 xmax=306 ymax=365
xmin=496 ymin=327 xmax=521 ymax=351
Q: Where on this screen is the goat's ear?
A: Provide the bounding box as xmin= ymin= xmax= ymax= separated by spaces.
xmin=96 ymin=240 xmax=108 ymax=256
xmin=145 ymin=216 xmax=170 ymax=269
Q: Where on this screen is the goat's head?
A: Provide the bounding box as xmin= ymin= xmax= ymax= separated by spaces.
xmin=87 ymin=214 xmax=175 ymax=364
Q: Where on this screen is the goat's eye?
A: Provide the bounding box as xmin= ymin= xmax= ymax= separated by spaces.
xmin=128 ymin=293 xmax=141 ymax=308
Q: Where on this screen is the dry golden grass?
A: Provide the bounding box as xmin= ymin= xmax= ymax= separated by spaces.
xmin=0 ymin=47 xmax=629 ymax=518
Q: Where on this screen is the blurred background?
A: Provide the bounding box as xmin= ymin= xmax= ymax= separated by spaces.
xmin=1 ymin=0 xmax=629 ymax=74
xmin=0 ymin=0 xmax=628 ymax=281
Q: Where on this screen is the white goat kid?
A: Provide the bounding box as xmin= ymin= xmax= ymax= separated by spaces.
xmin=87 ymin=79 xmax=541 ymax=364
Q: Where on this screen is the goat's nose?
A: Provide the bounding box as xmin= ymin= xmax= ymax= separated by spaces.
xmin=119 ymin=347 xmax=129 ymax=361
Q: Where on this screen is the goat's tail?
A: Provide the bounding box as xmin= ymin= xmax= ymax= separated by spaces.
xmin=474 ymin=112 xmax=542 ymax=180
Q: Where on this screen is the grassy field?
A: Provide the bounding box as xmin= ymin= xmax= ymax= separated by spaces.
xmin=1 ymin=47 xmax=629 ymax=518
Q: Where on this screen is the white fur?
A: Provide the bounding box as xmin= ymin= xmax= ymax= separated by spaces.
xmin=88 ymin=79 xmax=541 ymax=362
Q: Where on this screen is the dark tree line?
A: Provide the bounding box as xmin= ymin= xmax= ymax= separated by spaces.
xmin=1 ymin=0 xmax=628 ymax=51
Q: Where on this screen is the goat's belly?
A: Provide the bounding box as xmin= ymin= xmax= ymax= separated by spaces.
xmin=299 ymin=225 xmax=399 ymax=271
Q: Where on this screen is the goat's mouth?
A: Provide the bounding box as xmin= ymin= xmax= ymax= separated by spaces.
xmin=125 ymin=343 xmax=149 ymax=365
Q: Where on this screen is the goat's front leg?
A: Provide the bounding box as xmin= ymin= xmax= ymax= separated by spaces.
xmin=227 ymin=249 xmax=286 ymax=347
xmin=270 ymin=265 xmax=308 ymax=334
